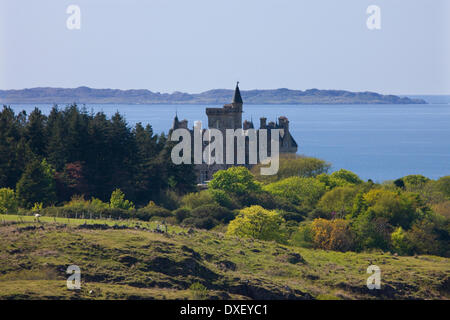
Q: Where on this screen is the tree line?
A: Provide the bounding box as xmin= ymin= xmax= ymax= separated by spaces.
xmin=0 ymin=104 xmax=196 ymax=208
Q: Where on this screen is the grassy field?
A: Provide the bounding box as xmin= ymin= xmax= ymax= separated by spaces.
xmin=0 ymin=214 xmax=449 ymax=300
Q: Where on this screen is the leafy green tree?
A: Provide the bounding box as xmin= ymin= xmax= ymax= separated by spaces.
xmin=363 ymin=189 xmax=419 ymax=229
xmin=331 ymin=169 xmax=363 ymax=184
xmin=209 ymin=166 xmax=261 ymax=195
xmin=16 ymin=159 xmax=57 ymax=208
xmin=110 ymin=189 xmax=135 ymax=210
xmin=402 ymin=175 xmax=430 ymax=190
xmin=227 ymin=205 xmax=286 ymax=243
xmin=0 ymin=188 xmax=18 ymax=214
xmin=317 ymin=186 xmax=359 ymax=219
xmin=351 ymin=191 xmax=368 ymax=218
xmin=264 ymin=176 xmax=326 ymax=209
xmin=352 ymin=209 xmax=391 ymax=251
xmin=252 ymin=154 xmax=330 ymax=183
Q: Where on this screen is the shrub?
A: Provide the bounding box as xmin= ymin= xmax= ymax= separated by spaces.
xmin=183 ymin=204 xmax=234 ymax=230
xmin=310 ymin=218 xmax=355 ymax=252
xmin=352 ymin=209 xmax=391 ymax=251
xmin=181 ymin=190 xmax=215 ymax=209
xmin=264 ymin=177 xmax=326 ymax=209
xmin=90 ymin=197 xmax=109 ymax=210
xmin=110 ymin=189 xmax=135 ymax=211
xmin=227 ymin=205 xmax=286 ymax=243
xmin=290 ymin=222 xmax=314 ymax=248
xmin=209 ymin=189 xmax=236 ymax=209
xmin=157 ymin=189 xmax=181 ymax=211
xmin=136 ymin=202 xmax=172 ymax=221
xmin=173 ymin=207 xmax=191 ymax=222
xmin=189 ymin=282 xmax=208 ymax=300
xmin=391 ymin=227 xmax=413 ymax=255
xmin=405 ymin=215 xmax=449 ymax=257
xmin=0 ymin=188 xmax=18 ymax=214
xmin=317 ymin=186 xmax=359 ymax=219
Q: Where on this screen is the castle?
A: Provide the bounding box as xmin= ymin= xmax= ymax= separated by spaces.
xmin=171 ymin=83 xmax=298 ymax=184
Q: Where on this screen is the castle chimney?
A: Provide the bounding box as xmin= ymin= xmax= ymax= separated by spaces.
xmin=260 ymin=117 xmax=267 ymax=129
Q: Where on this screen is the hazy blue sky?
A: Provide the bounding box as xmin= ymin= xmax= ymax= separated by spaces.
xmin=1 ymin=0 xmax=449 ymax=94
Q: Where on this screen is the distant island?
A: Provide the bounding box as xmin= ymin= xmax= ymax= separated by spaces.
xmin=0 ymin=86 xmax=427 ymax=105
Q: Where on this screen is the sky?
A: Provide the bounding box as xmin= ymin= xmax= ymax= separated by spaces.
xmin=0 ymin=0 xmax=449 ymax=94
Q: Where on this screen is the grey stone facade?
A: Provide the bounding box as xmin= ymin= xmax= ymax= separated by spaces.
xmin=170 ymin=83 xmax=298 ymax=184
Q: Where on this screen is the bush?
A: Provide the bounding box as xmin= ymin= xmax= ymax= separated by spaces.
xmin=264 ymin=177 xmax=326 ymax=209
xmin=183 ymin=204 xmax=234 ymax=230
xmin=173 ymin=207 xmax=191 ymax=222
xmin=189 ymin=282 xmax=208 ymax=300
xmin=352 ymin=209 xmax=391 ymax=251
xmin=110 ymin=189 xmax=135 ymax=210
xmin=209 ymin=189 xmax=236 ymax=209
xmin=227 ymin=205 xmax=286 ymax=243
xmin=310 ymin=218 xmax=355 ymax=252
xmin=0 ymin=188 xmax=18 ymax=214
xmin=181 ymin=190 xmax=216 ymax=209
xmin=317 ymin=186 xmax=359 ymax=219
xmin=404 ymin=215 xmax=450 ymax=257
xmin=157 ymin=189 xmax=181 ymax=211
xmin=136 ymin=202 xmax=172 ymax=221
xmin=290 ymin=222 xmax=314 ymax=248
xmin=391 ymin=227 xmax=413 ymax=255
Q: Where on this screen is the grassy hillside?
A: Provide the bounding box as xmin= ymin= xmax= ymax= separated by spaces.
xmin=0 ymin=216 xmax=448 ymax=300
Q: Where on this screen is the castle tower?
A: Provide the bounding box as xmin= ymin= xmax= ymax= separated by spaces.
xmin=231 ymin=81 xmax=243 ymax=111
xmin=206 ymin=82 xmax=243 ymax=130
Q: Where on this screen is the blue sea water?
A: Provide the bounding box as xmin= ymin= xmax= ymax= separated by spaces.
xmin=8 ymin=103 xmax=450 ymax=182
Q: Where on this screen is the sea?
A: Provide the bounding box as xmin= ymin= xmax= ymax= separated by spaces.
xmin=7 ymin=101 xmax=450 ymax=182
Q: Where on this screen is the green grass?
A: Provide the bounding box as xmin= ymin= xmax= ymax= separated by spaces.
xmin=0 ymin=214 xmax=449 ymax=300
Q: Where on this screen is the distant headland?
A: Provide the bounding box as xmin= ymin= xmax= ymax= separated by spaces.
xmin=0 ymin=86 xmax=427 ymax=105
